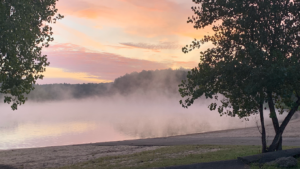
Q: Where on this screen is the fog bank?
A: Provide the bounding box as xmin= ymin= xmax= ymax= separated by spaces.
xmin=0 ymin=69 xmax=289 ymax=148
xmin=0 ymin=95 xmax=286 ymax=140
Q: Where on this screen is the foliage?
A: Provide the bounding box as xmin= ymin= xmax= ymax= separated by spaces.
xmin=112 ymin=68 xmax=188 ymax=96
xmin=179 ymin=0 xmax=300 ymax=152
xmin=0 ymin=0 xmax=63 ymax=110
xmin=250 ymin=157 xmax=300 ymax=169
xmin=26 ymin=83 xmax=111 ymax=101
xmin=10 ymin=69 xmax=188 ymax=101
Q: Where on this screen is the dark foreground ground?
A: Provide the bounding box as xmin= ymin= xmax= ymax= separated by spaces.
xmin=159 ymin=159 xmax=249 ymax=169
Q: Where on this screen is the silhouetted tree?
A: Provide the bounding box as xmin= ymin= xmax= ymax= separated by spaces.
xmin=179 ymin=0 xmax=300 ymax=152
xmin=0 ymin=0 xmax=63 ymax=109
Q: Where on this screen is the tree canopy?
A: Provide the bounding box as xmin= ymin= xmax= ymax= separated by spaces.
xmin=0 ymin=0 xmax=63 ymax=110
xmin=179 ymin=0 xmax=300 ymax=152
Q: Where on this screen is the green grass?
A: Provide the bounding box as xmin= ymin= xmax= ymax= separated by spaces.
xmin=250 ymin=156 xmax=300 ymax=169
xmin=54 ymin=145 xmax=300 ymax=169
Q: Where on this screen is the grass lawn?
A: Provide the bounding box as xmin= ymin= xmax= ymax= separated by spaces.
xmin=55 ymin=145 xmax=300 ymax=169
xmin=250 ymin=156 xmax=300 ymax=169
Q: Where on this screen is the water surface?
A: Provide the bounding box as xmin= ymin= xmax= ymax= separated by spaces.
xmin=0 ymin=97 xmax=281 ymax=150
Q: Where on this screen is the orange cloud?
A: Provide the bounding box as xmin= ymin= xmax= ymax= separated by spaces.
xmin=52 ymin=22 xmax=105 ymax=51
xmin=119 ymin=0 xmax=176 ymax=11
xmin=76 ymin=9 xmax=99 ymax=19
xmin=56 ymin=0 xmax=206 ymax=38
xmin=120 ymin=42 xmax=181 ymax=50
xmin=43 ymin=67 xmax=111 ymax=83
xmin=105 ymin=45 xmax=134 ymax=50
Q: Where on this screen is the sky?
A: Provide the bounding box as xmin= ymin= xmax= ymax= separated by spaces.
xmin=38 ymin=0 xmax=215 ymax=84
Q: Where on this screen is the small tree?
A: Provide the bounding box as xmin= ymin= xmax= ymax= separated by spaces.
xmin=179 ymin=0 xmax=300 ymax=152
xmin=0 ymin=0 xmax=63 ymax=110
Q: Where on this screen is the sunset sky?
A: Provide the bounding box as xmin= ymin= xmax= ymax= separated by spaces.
xmin=38 ymin=0 xmax=214 ymax=84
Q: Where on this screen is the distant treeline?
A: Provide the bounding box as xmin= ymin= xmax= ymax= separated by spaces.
xmin=24 ymin=69 xmax=188 ymax=101
xmin=26 ymin=83 xmax=112 ymax=101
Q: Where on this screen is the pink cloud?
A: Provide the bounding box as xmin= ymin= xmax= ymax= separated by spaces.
xmin=44 ymin=44 xmax=169 ymax=80
xmin=120 ymin=41 xmax=182 ymax=51
xmin=43 ymin=43 xmax=198 ymax=81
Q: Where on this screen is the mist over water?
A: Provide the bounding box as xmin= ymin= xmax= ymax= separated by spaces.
xmin=0 ymin=69 xmax=287 ymax=149
xmin=0 ymin=94 xmax=285 ymax=150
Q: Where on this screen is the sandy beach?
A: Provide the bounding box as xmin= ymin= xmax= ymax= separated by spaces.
xmin=1 ymin=112 xmax=299 ymax=169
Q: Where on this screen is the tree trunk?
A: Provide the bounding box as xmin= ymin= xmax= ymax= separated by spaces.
xmin=268 ymin=99 xmax=300 ymax=152
xmin=267 ymin=92 xmax=282 ymax=151
xmin=277 ymin=137 xmax=282 ymax=151
xmin=259 ymin=103 xmax=267 ymax=153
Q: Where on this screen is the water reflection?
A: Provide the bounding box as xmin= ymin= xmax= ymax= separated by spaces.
xmin=0 ymin=97 xmax=285 ymax=150
xmin=0 ymin=120 xmax=134 ymax=150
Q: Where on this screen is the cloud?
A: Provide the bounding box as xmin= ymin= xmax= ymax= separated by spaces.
xmin=120 ymin=41 xmax=182 ymax=51
xmin=51 ymin=22 xmax=105 ymax=51
xmin=41 ymin=67 xmax=111 ymax=84
xmin=43 ymin=43 xmax=170 ymax=81
xmin=75 ymin=9 xmax=100 ymax=19
xmin=55 ymin=0 xmax=209 ymax=38
xmin=41 ymin=43 xmax=198 ymax=83
xmin=119 ymin=0 xmax=176 ymax=11
xmin=105 ymin=45 xmax=134 ymax=50
xmin=56 ymin=0 xmax=111 ymax=19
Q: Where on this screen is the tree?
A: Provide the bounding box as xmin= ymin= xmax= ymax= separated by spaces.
xmin=179 ymin=0 xmax=300 ymax=153
xmin=0 ymin=0 xmax=63 ymax=110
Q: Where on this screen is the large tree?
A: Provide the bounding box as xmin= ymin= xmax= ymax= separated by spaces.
xmin=0 ymin=0 xmax=63 ymax=110
xmin=179 ymin=0 xmax=300 ymax=152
